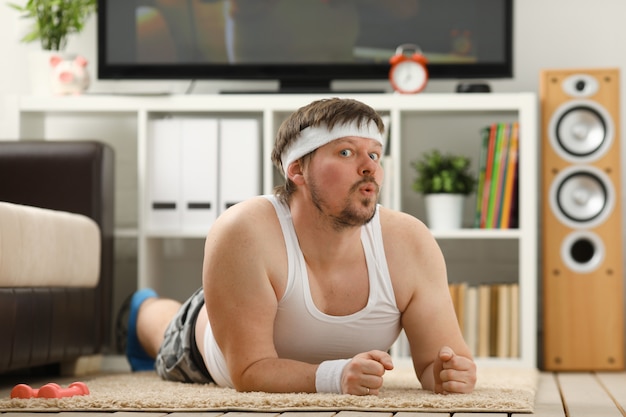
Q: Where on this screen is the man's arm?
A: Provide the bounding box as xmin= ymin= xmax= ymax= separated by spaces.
xmin=382 ymin=210 xmax=476 ymax=393
xmin=203 ymin=198 xmax=318 ymax=392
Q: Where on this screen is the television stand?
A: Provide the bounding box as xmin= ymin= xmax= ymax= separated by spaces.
xmin=220 ymin=78 xmax=386 ymax=94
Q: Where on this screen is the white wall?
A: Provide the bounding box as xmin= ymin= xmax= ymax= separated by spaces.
xmin=2 ymin=1 xmax=625 ymax=108
xmin=2 ymin=1 xmax=625 ymax=94
xmin=1 ymin=0 xmax=625 ymax=359
xmin=2 ymin=0 xmax=625 ymax=126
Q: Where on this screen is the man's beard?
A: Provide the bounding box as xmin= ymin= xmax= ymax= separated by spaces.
xmin=309 ymin=177 xmax=379 ymax=231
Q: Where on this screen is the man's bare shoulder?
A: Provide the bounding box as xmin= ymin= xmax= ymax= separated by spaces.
xmin=203 ymin=196 xmax=287 ymax=298
xmin=378 ymin=206 xmax=431 ymax=242
xmin=379 ymin=206 xmax=442 ymax=264
xmin=211 ymin=196 xmax=277 ymax=229
xmin=207 ymin=197 xmax=282 ymax=249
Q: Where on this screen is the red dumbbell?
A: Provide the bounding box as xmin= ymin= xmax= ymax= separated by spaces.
xmin=37 ymin=382 xmax=89 ymax=398
xmin=10 ymin=382 xmax=89 ymax=399
xmin=10 ymin=383 xmax=61 ymax=399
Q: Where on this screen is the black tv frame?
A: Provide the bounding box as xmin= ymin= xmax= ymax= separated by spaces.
xmin=97 ymin=0 xmax=513 ymax=93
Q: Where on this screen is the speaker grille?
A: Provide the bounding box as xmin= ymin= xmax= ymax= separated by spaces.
xmin=549 ymin=165 xmax=614 ymax=228
xmin=548 ymin=100 xmax=614 ymax=163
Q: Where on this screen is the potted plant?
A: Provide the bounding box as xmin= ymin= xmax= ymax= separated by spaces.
xmin=8 ymin=0 xmax=97 ymax=51
xmin=8 ymin=0 xmax=97 ymax=94
xmin=411 ymin=150 xmax=476 ymax=230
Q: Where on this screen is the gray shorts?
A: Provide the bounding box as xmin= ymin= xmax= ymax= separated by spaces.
xmin=155 ymin=287 xmax=214 ymax=384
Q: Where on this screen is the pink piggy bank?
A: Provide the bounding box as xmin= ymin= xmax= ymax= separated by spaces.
xmin=49 ymin=55 xmax=90 ymax=95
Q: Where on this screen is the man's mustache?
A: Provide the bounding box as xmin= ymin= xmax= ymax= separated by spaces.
xmin=350 ymin=177 xmax=380 ymax=194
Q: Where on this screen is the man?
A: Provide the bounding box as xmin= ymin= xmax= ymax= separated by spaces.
xmin=124 ymin=97 xmax=477 ymax=396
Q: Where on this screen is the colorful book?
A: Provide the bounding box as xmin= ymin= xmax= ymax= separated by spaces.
xmin=463 ymin=285 xmax=479 ymax=356
xmin=499 ymin=122 xmax=519 ymax=228
xmin=474 ymin=127 xmax=491 ymax=228
xmin=479 ymin=124 xmax=498 ymax=228
xmin=489 ymin=284 xmax=499 ymax=356
xmin=509 ymin=283 xmax=520 ymax=358
xmin=486 ymin=123 xmax=506 ymax=228
xmin=477 ymin=284 xmax=492 ymax=357
xmin=496 ymin=284 xmax=511 ymax=358
xmin=493 ymin=123 xmax=511 ymax=228
xmin=508 ymin=167 xmax=520 ymax=228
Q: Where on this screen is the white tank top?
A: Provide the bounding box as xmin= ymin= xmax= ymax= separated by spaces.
xmin=204 ymin=195 xmax=402 ymax=387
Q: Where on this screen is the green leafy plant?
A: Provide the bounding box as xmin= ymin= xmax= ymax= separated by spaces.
xmin=411 ymin=150 xmax=476 ymax=195
xmin=8 ymin=0 xmax=97 ymax=51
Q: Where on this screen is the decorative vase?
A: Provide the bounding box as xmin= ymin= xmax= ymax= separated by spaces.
xmin=28 ymin=50 xmax=56 ymax=96
xmin=424 ymin=194 xmax=465 ymax=231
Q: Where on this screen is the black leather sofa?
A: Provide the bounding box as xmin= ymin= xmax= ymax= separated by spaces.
xmin=0 ymin=141 xmax=114 ymax=374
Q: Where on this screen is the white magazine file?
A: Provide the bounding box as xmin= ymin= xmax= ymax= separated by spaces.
xmin=147 ymin=118 xmax=182 ymax=231
xmin=219 ymin=118 xmax=262 ymax=212
xmin=181 ymin=117 xmax=219 ymax=234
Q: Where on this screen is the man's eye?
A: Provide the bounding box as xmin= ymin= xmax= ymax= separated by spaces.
xmin=370 ymin=153 xmax=380 ymax=161
xmin=340 ymin=149 xmax=353 ymax=157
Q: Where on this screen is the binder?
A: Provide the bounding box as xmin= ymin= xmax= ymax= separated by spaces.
xmin=218 ymin=118 xmax=261 ymax=212
xmin=148 ymin=116 xmax=261 ymax=232
xmin=181 ymin=118 xmax=219 ymax=233
xmin=147 ymin=118 xmax=181 ymax=230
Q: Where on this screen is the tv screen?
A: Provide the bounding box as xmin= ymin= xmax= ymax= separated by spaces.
xmin=98 ymin=0 xmax=513 ymax=92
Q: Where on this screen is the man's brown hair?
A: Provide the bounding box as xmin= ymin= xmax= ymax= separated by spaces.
xmin=271 ymin=98 xmax=385 ymax=203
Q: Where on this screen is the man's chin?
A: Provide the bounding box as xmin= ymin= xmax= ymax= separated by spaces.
xmin=357 ymin=200 xmax=378 ymax=224
xmin=334 ymin=204 xmax=377 ymax=229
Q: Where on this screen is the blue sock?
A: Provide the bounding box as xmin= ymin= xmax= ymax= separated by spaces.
xmin=126 ymin=288 xmax=158 ymax=371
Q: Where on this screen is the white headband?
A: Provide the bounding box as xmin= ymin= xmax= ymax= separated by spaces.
xmin=280 ymin=120 xmax=384 ymax=177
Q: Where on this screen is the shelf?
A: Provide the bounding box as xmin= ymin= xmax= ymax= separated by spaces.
xmin=144 ymin=231 xmax=209 ymax=239
xmin=431 ymin=228 xmax=522 ymax=239
xmin=117 ymin=224 xmax=523 ymax=240
xmin=114 ymin=227 xmax=139 ymax=238
xmin=14 ymin=92 xmax=538 ymax=369
xmin=391 ymin=356 xmax=534 ymax=370
xmin=17 ymin=92 xmax=536 ymax=113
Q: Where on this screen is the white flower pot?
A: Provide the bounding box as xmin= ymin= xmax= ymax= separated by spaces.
xmin=28 ymin=50 xmax=57 ymax=96
xmin=424 ymin=194 xmax=465 ymax=231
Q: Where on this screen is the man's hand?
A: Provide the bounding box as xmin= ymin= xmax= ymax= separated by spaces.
xmin=433 ymin=346 xmax=477 ymax=394
xmin=341 ymin=350 xmax=394 ymax=396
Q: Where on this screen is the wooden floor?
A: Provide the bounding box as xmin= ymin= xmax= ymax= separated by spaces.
xmin=2 ymin=362 xmax=626 ymax=416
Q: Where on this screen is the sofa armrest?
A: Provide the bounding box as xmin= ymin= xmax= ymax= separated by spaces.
xmin=0 ymin=202 xmax=101 ymax=288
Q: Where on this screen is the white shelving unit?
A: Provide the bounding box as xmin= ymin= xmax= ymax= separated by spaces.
xmin=12 ymin=92 xmax=538 ymax=368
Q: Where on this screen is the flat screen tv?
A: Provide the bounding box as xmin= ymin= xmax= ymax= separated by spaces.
xmin=98 ymin=0 xmax=513 ymax=92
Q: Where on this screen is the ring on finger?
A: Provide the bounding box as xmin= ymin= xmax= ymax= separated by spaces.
xmin=365 ymin=387 xmax=370 ymax=395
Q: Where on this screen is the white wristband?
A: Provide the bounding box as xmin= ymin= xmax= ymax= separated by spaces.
xmin=315 ymin=359 xmax=351 ymax=393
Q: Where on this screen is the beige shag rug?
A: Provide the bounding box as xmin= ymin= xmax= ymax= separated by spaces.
xmin=1 ymin=366 xmax=538 ymax=413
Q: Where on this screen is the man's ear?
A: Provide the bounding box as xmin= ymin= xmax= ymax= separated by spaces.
xmin=287 ymin=160 xmax=305 ymax=185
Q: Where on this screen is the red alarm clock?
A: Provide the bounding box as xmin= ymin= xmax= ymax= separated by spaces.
xmin=389 ymin=44 xmax=429 ymax=94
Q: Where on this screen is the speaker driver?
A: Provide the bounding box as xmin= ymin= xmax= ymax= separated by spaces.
xmin=549 ymin=100 xmax=613 ymax=162
xmin=562 ymin=74 xmax=599 ymax=97
xmin=560 ymin=230 xmax=605 ymax=273
xmin=550 ymin=165 xmax=614 ymax=228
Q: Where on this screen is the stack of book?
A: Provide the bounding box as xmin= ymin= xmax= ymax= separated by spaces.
xmin=449 ymin=282 xmax=520 ymax=358
xmin=474 ymin=122 xmax=520 ymax=229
